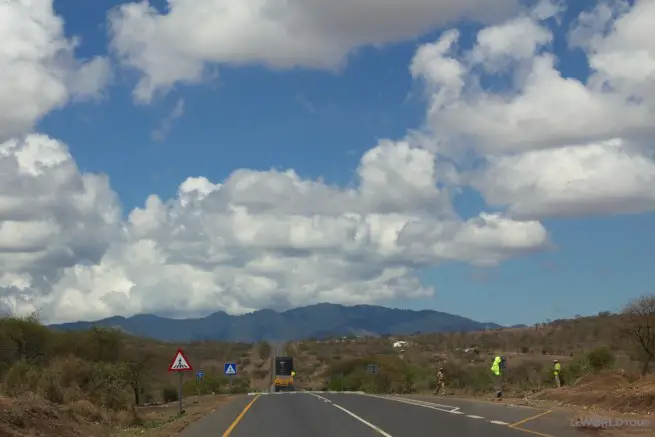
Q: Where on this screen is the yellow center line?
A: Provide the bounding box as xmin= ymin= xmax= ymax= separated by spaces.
xmin=507 ymin=410 xmax=554 ymax=437
xmin=509 ymin=410 xmax=553 ymax=427
xmin=222 ymin=395 xmax=260 ymax=437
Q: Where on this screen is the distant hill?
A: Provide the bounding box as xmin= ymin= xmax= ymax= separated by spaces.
xmin=49 ymin=303 xmax=503 ymax=342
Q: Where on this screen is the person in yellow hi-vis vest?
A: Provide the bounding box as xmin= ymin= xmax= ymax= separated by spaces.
xmin=553 ymin=360 xmax=561 ymax=387
xmin=490 ymin=356 xmax=504 ymax=399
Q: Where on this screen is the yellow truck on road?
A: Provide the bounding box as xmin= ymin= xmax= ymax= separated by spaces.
xmin=274 ymin=356 xmax=295 ymax=392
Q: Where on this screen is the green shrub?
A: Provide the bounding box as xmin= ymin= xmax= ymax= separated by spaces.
xmin=162 ymin=386 xmax=179 ymax=403
xmin=3 ymin=357 xmax=131 ymax=409
xmin=0 ymin=315 xmax=53 ymax=365
xmin=252 ymin=369 xmax=269 ymax=379
xmin=585 ymin=347 xmax=615 ymax=372
xmin=258 ymin=342 xmax=271 ymax=360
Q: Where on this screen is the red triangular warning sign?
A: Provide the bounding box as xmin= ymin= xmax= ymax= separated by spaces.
xmin=168 ymin=348 xmax=193 ymax=372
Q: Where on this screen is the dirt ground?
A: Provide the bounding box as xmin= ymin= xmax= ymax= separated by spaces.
xmin=115 ymin=395 xmax=236 ymax=437
xmin=0 ymin=393 xmax=236 ymax=437
xmin=0 ymin=393 xmax=116 ymax=437
xmin=473 ymin=371 xmax=654 ymax=437
xmin=534 ymin=371 xmax=654 ymax=414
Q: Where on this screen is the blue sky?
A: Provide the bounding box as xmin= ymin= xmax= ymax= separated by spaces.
xmin=2 ymin=0 xmax=652 ymax=325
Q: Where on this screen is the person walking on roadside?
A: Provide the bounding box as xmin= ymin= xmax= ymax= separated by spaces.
xmin=490 ymin=355 xmax=504 ymax=400
xmin=553 ymin=359 xmax=562 ymax=388
xmin=435 ymin=367 xmax=446 ymax=395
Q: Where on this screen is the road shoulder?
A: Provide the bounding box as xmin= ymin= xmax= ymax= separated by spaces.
xmin=115 ymin=395 xmax=240 ymax=437
xmin=167 ymin=396 xmax=253 ymax=437
xmin=362 ymin=393 xmax=583 ymax=437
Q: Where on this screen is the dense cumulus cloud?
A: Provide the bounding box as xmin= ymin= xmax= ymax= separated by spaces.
xmin=0 ymin=0 xmax=653 ymax=322
xmin=108 ymin=0 xmax=522 ymax=102
xmin=411 ymin=0 xmax=655 ymax=218
xmin=0 ymin=135 xmax=548 ymax=322
xmin=0 ymin=0 xmax=111 ymax=141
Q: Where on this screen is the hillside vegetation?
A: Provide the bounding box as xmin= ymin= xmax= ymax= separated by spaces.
xmin=1 ymin=294 xmax=653 ymax=436
xmin=51 ymin=303 xmax=500 ymax=342
xmin=286 ymin=295 xmax=655 ymax=413
xmin=0 ymin=316 xmax=267 ymax=436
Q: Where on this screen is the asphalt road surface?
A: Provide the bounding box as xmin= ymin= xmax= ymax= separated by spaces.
xmin=179 ymin=392 xmax=586 ymax=437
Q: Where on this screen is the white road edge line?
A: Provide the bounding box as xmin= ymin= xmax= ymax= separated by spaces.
xmin=310 ymin=394 xmax=394 ymax=437
xmin=489 ymin=420 xmax=509 ymax=425
xmin=359 ymin=393 xmax=462 ymax=414
xmin=308 ymin=393 xmax=332 ymax=404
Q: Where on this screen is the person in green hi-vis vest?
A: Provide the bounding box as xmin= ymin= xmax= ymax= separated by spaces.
xmin=553 ymin=360 xmax=561 ymax=387
xmin=490 ymin=356 xmax=504 ymax=399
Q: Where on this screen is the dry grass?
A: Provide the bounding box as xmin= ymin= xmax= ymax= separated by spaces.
xmin=0 ymin=316 xmax=269 ymax=436
xmin=286 ymin=310 xmax=655 ymax=414
xmin=0 ymin=393 xmax=236 ymax=437
xmin=0 ymin=393 xmax=121 ymax=437
xmin=537 ymin=371 xmax=655 ymax=413
xmin=115 ymin=395 xmax=235 ymax=437
xmin=1 ymin=298 xmax=653 ymax=436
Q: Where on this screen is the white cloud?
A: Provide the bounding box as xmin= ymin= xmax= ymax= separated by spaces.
xmin=0 ymin=134 xmax=121 ymax=315
xmin=470 ymin=138 xmax=655 ymax=219
xmin=3 ymin=0 xmax=655 ymax=323
xmin=0 ymin=134 xmax=548 ymax=323
xmin=151 ymin=98 xmax=185 ymax=141
xmin=0 ymin=0 xmax=112 ymax=141
xmin=411 ymin=0 xmax=655 ymax=218
xmin=108 ymin=0 xmax=522 ymax=103
xmin=413 ymin=0 xmax=655 ymax=155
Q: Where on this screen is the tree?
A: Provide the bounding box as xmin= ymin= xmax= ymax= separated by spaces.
xmin=258 ymin=341 xmax=271 ymax=360
xmin=0 ymin=314 xmax=52 ymax=364
xmin=82 ymin=327 xmax=123 ymax=363
xmin=624 ymin=295 xmax=655 ymax=375
xmin=122 ymin=345 xmax=156 ymax=405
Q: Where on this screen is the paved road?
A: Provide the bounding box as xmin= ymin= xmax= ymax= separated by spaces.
xmin=338 ymin=393 xmax=585 ymax=437
xmin=179 ymin=392 xmax=588 ymax=437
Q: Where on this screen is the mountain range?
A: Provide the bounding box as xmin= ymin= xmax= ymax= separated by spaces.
xmin=49 ymin=303 xmax=505 ymax=342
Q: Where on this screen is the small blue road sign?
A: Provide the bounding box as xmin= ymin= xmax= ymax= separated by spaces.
xmin=196 ymin=370 xmax=204 ymax=379
xmin=224 ymin=362 xmax=237 ymax=376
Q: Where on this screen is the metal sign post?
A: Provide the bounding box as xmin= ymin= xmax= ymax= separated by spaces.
xmin=366 ymin=363 xmax=378 ymax=393
xmin=196 ymin=370 xmax=204 ymax=395
xmin=167 ymin=349 xmax=193 ymax=416
xmin=178 ymin=372 xmax=183 ymax=413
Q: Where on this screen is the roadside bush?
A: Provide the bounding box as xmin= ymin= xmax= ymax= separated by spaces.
xmin=258 ymin=341 xmax=271 ymax=360
xmin=586 ymin=347 xmax=616 ymax=372
xmin=183 ymin=374 xmax=224 ymax=395
xmin=182 ymin=373 xmax=252 ymax=395
xmin=504 ymin=359 xmax=550 ymax=392
xmin=162 ymin=386 xmax=179 ymax=403
xmin=252 ymin=369 xmax=269 ymax=379
xmin=561 ymin=347 xmax=617 ymax=384
xmin=3 ymin=357 xmax=131 ymax=410
xmin=322 ymin=356 xmax=428 ymax=393
xmin=0 ymin=315 xmax=53 ymax=365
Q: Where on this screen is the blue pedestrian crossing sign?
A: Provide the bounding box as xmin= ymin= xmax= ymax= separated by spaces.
xmin=224 ymin=362 xmax=237 ymax=376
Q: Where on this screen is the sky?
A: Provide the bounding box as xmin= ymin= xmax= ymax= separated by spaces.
xmin=1 ymin=0 xmax=654 ymax=326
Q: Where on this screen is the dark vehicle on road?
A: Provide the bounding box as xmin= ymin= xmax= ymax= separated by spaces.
xmin=274 ymin=356 xmax=294 ymax=392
